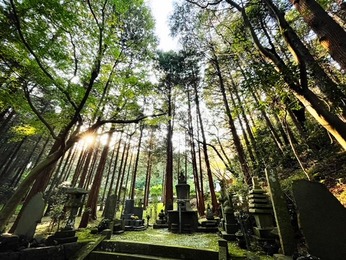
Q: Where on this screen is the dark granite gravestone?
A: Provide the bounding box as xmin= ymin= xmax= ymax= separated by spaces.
xmin=122 ymin=199 xmax=145 ymax=231
xmin=292 ymin=180 xmax=346 ymax=260
xmin=167 ymin=172 xmax=198 ymax=233
xmin=14 ymin=192 xmax=45 ymax=240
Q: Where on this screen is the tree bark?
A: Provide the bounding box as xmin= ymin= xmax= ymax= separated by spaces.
xmin=165 ymin=86 xmax=174 ymax=212
xmin=130 ymin=125 xmax=143 ymax=200
xmin=186 ymin=88 xmax=205 ymax=216
xmin=289 ymin=0 xmax=346 ymax=70
xmin=192 ymin=78 xmax=218 ymax=212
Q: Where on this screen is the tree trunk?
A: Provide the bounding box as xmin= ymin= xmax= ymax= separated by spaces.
xmin=233 ymin=1 xmax=346 ymax=150
xmin=165 ymin=86 xmax=174 ymax=212
xmin=130 ymin=125 xmax=144 ymax=200
xmin=227 ymin=80 xmax=257 ymax=166
xmin=117 ymin=137 xmax=131 ymax=201
xmin=79 ymin=131 xmax=113 ymax=227
xmin=211 ymin=47 xmax=251 ymax=184
xmin=106 ymin=133 xmax=123 ymax=198
xmin=192 ymin=79 xmax=218 ymax=212
xmin=144 ymin=128 xmax=154 ymax=208
xmin=289 ymin=0 xmax=346 ymax=70
xmin=186 ymin=88 xmax=205 ymax=216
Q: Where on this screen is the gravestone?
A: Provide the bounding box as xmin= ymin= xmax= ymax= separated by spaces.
xmin=292 ymin=180 xmax=346 ymax=260
xmin=266 ymin=169 xmax=295 ymax=256
xmin=104 ymin=194 xmax=117 ymax=221
xmin=14 ymin=192 xmax=45 ymax=240
xmin=122 ymin=199 xmax=145 ymax=231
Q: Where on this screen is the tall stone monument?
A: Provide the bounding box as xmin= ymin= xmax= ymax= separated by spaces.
xmin=167 ymin=172 xmax=198 ymax=233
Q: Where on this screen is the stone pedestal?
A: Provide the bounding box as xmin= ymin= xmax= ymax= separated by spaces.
xmin=198 ymin=204 xmax=219 ymax=233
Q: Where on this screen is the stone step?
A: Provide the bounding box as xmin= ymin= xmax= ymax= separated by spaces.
xmin=96 ymin=240 xmax=218 ymax=260
xmin=88 ymin=251 xmax=179 ymax=260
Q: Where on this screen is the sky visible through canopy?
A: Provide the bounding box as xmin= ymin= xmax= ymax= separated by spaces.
xmin=147 ymin=0 xmax=180 ymax=51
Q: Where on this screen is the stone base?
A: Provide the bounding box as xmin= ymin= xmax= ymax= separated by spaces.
xmin=167 ymin=210 xmax=198 ymax=233
xmin=124 ymin=219 xmax=144 ymax=227
xmin=196 ymin=226 xmax=218 ymax=233
xmin=219 ymin=230 xmax=236 ymax=241
xmin=153 ymin=223 xmax=169 ymax=229
xmin=46 ymin=229 xmax=78 ymax=245
xmin=170 ymin=223 xmax=194 ymax=233
xmin=253 ymin=227 xmax=275 ymax=238
xmin=124 ymin=225 xmax=146 ymax=231
xmin=0 ymin=234 xmax=19 ymax=252
xmin=201 ymin=220 xmax=218 ymax=227
xmin=224 ymin=223 xmax=238 ymax=234
xmin=113 ymin=222 xmax=124 ymax=234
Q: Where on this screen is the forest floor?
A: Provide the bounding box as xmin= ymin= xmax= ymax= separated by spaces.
xmin=21 ymin=214 xmax=273 ymax=259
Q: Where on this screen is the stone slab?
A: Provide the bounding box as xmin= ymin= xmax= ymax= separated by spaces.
xmin=249 ymin=203 xmax=272 ymax=208
xmin=248 ymin=194 xmax=267 ymax=199
xmin=14 ymin=192 xmax=45 ymax=240
xmin=249 ymin=208 xmax=273 ymax=214
xmin=249 ymin=198 xmax=269 ymax=204
xmin=249 ymin=189 xmax=266 ymax=194
xmin=293 ymin=180 xmax=346 ymax=260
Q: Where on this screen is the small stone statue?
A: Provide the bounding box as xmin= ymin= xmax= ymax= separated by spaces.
xmin=178 ymin=171 xmax=186 ymax=183
xmin=158 ymin=209 xmax=167 ymax=223
xmin=206 ymin=204 xmax=214 ymax=220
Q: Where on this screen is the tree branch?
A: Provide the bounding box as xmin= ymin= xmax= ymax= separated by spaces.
xmin=186 ymin=0 xmax=223 ymax=8
xmin=22 ymin=84 xmax=58 ymax=140
xmin=9 ymin=0 xmax=79 ymax=113
xmin=98 ymin=112 xmax=166 ymax=125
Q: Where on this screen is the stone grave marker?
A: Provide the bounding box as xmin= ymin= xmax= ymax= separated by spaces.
xmin=104 ymin=194 xmax=117 ymax=220
xmin=14 ymin=192 xmax=45 ymax=240
xmin=292 ymin=180 xmax=346 ymax=260
xmin=266 ymin=169 xmax=295 ymax=256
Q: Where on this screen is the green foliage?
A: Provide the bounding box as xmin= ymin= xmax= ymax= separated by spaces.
xmin=47 ymin=187 xmax=68 ymax=232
